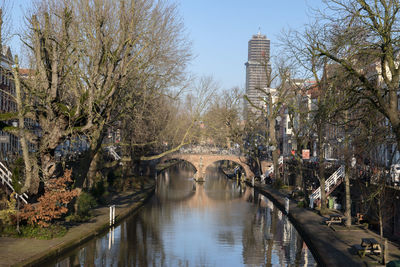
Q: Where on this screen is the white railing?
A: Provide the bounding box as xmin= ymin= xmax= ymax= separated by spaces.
xmin=266 ymin=157 xmax=282 ymax=175
xmin=309 ymin=165 xmax=344 ymax=205
xmin=0 ymin=161 xmax=28 ymax=204
xmin=107 ymin=146 xmax=121 ymax=161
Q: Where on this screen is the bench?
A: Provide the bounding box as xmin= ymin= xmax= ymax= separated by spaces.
xmin=325 ymin=214 xmax=343 ymax=227
xmin=354 ymin=238 xmax=382 ymax=257
xmin=353 ymin=244 xmax=371 ymax=257
xmin=361 ymin=238 xmax=382 ymax=255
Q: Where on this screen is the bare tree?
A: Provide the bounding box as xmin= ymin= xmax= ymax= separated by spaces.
xmin=138 ymin=75 xmax=217 ymax=160
xmin=202 ymin=87 xmax=242 ymax=148
xmin=18 ymin=0 xmax=191 ymax=189
xmin=308 ymin=0 xmax=400 ymax=150
xmin=285 ymin=80 xmax=313 ymax=190
xmin=245 ymin=58 xmax=292 ymax=181
xmin=282 ymin=31 xmax=344 ymax=214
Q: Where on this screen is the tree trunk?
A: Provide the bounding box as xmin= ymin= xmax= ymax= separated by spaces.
xmin=344 ymin=110 xmax=351 ymax=227
xmin=12 ymin=56 xmax=38 ymax=194
xmin=16 ymin=197 xmax=20 ymax=233
xmin=40 ymin=150 xmax=58 ymax=181
xmin=295 ymin=153 xmax=303 ymax=190
xmin=317 ymin=127 xmax=327 ymax=214
xmin=38 ymin=114 xmax=69 ymax=183
xmin=269 ymin=116 xmax=280 ymax=181
xmin=86 ymin=151 xmax=100 ymax=189
xmin=344 ymin=163 xmax=351 ymax=227
xmin=85 ymin=126 xmax=107 ymax=189
xmin=378 ymin=198 xmax=383 ymax=237
xmin=256 ymin=156 xmax=262 ymax=177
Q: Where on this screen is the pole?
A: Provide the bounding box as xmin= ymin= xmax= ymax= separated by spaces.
xmin=109 ymin=206 xmax=112 ymax=226
xmin=109 ymin=205 xmax=115 ymax=226
xmin=310 ymin=197 xmax=314 ymax=209
xmin=285 ymin=197 xmax=290 ymax=214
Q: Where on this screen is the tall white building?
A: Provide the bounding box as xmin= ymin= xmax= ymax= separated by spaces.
xmin=245 ymin=32 xmax=270 ymax=118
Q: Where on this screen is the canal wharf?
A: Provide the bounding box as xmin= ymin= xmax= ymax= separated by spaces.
xmin=250 ymin=181 xmax=400 ymax=267
xmin=0 ymin=185 xmax=155 ymax=267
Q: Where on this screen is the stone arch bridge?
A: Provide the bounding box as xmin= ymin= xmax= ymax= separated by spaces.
xmin=162 ymin=152 xmax=271 ymax=181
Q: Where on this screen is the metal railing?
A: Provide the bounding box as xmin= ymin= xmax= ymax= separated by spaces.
xmin=106 ymin=146 xmax=121 ymax=161
xmin=309 ymin=165 xmax=344 ymax=204
xmin=0 ymin=161 xmax=28 ymax=204
xmin=178 ymin=145 xmax=242 ymax=156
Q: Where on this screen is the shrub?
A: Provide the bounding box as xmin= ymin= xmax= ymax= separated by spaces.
xmin=90 ymin=175 xmax=110 ymax=204
xmin=11 ymin=158 xmax=24 ymax=194
xmin=20 ymin=170 xmax=78 ymax=227
xmin=66 ymin=192 xmax=97 ymax=223
xmin=272 ymin=178 xmax=284 ymax=189
xmin=0 ymin=193 xmax=17 ymax=226
xmin=77 ymin=192 xmax=97 ymax=218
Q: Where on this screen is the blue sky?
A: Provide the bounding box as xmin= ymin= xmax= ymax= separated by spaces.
xmin=178 ymin=0 xmax=324 ymax=90
xmin=9 ymin=0 xmax=324 ymax=90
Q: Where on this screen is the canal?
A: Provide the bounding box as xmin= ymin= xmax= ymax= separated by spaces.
xmin=49 ymin=164 xmax=317 ymax=266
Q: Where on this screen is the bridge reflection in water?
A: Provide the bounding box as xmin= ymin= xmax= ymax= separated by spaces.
xmin=49 ymin=163 xmax=316 ymax=267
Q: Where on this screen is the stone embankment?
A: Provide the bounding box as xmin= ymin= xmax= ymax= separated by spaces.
xmin=249 ymin=181 xmax=400 ymax=267
xmin=0 ymin=185 xmax=155 ymax=267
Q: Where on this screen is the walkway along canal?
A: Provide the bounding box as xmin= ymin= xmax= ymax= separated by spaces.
xmin=45 ymin=164 xmax=316 ymax=266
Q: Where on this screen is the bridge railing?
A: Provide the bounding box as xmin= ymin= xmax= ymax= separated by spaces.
xmin=179 ymin=145 xmax=242 ymax=156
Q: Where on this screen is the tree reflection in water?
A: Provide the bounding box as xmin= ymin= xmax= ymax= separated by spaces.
xmin=50 ymin=163 xmax=316 ymax=267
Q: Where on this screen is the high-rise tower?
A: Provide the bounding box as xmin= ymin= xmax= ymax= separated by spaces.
xmin=245 ymin=32 xmax=270 ymax=118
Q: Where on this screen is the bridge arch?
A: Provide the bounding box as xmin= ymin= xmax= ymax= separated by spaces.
xmin=202 ymin=157 xmax=253 ymax=178
xmin=160 ymin=153 xmax=270 ymax=181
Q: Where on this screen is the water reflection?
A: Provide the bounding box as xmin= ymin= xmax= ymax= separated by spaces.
xmin=51 ymin=163 xmax=316 ymax=266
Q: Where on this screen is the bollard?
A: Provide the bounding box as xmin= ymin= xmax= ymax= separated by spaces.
xmin=109 ymin=205 xmax=115 ymax=226
xmin=285 ymin=197 xmax=290 ymax=214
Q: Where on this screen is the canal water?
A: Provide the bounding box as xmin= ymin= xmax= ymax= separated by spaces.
xmin=49 ymin=164 xmax=317 ymax=266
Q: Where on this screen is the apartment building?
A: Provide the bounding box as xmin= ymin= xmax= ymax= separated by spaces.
xmin=245 ymin=32 xmax=270 ymax=118
xmin=0 ymin=46 xmax=18 ymax=162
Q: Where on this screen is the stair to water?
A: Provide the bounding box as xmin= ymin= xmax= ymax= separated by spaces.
xmin=106 ymin=146 xmax=121 ymax=161
xmin=0 ymin=161 xmax=28 ymax=204
xmin=309 ymin=165 xmax=345 ymax=208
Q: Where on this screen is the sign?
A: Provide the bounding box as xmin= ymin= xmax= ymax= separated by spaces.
xmin=0 ymin=135 xmax=9 ymax=143
xmin=302 ymin=149 xmax=310 ymax=160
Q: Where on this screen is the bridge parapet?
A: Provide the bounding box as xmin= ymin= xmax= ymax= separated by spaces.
xmin=179 ymin=145 xmax=242 ymax=156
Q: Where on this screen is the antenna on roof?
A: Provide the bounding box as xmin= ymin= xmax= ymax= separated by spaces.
xmin=258 ymin=27 xmax=261 ymax=36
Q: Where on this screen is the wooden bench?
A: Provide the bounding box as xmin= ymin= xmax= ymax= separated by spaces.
xmin=354 ymin=238 xmax=382 ymax=257
xmin=353 ymin=244 xmax=371 ymax=257
xmin=361 ymin=238 xmax=381 ymax=254
xmin=325 ymin=214 xmax=343 ymax=227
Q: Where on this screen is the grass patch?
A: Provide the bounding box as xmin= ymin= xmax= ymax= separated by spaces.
xmin=1 ymin=224 xmax=67 ymax=239
xmin=297 ymin=200 xmax=306 ymax=208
